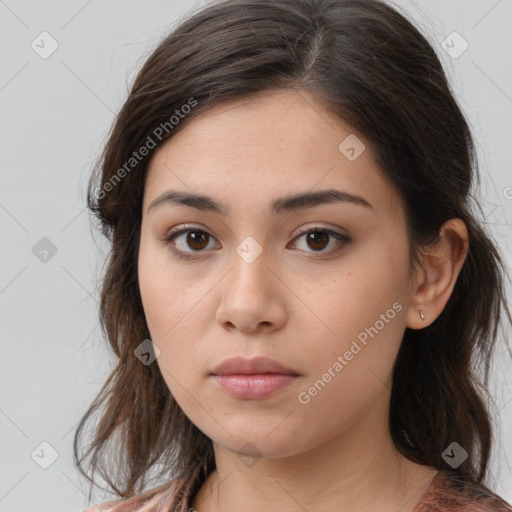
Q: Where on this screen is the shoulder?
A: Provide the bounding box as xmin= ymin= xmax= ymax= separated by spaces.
xmin=416 ymin=470 xmax=512 ymax=512
xmin=79 ymin=505 xmax=112 ymax=512
xmin=80 ymin=496 xmax=155 ymax=512
xmin=80 ymin=501 xmax=122 ymax=512
xmin=79 ymin=490 xmax=163 ymax=512
xmin=79 ymin=478 xmax=187 ymax=512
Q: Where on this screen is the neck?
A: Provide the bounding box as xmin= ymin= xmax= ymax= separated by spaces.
xmin=191 ymin=395 xmax=437 ymax=512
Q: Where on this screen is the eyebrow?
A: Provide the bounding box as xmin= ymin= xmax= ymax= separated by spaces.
xmin=147 ymin=188 xmax=373 ymax=216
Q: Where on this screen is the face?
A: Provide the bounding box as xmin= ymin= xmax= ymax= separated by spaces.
xmin=138 ymin=88 xmax=415 ymax=459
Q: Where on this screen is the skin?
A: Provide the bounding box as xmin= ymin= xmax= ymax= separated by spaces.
xmin=137 ymin=88 xmax=469 ymax=512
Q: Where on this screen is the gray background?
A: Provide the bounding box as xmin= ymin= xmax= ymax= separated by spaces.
xmin=0 ymin=0 xmax=511 ymax=510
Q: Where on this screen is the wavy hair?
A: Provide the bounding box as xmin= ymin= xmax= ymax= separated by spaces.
xmin=74 ymin=0 xmax=512 ymax=509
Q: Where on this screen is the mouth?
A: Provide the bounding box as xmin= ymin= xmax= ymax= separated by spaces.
xmin=210 ymin=373 xmax=299 ymax=399
xmin=209 ymin=356 xmax=301 ymax=399
xmin=210 ymin=355 xmax=299 ymax=376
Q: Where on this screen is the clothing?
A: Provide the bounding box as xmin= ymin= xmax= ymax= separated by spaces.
xmin=81 ymin=469 xmax=512 ymax=511
xmin=412 ymin=470 xmax=512 ymax=511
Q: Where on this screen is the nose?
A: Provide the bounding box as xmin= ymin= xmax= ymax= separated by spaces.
xmin=215 ymin=248 xmax=287 ymax=334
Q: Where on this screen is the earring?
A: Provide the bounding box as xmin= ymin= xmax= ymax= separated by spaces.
xmin=419 ymin=310 xmax=425 ymax=321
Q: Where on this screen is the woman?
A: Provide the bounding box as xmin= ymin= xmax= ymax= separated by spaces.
xmin=74 ymin=0 xmax=512 ymax=510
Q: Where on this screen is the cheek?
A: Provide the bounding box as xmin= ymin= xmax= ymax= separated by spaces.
xmin=309 ymin=237 xmax=409 ymax=375
xmin=336 ymin=230 xmax=409 ymax=317
xmin=137 ymin=235 xmax=215 ymax=383
xmin=139 ymin=266 xmax=205 ymax=399
xmin=138 ymin=234 xmax=195 ymax=333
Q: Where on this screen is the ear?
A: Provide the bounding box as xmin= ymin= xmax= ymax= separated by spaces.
xmin=406 ymin=218 xmax=469 ymax=329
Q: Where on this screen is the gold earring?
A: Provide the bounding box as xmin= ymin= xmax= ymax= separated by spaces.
xmin=419 ymin=310 xmax=425 ymax=321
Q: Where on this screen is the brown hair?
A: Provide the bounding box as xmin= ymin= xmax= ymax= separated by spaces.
xmin=74 ymin=0 xmax=512 ymax=508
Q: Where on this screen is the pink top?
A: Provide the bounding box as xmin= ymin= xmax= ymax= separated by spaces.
xmin=83 ymin=469 xmax=512 ymax=511
xmin=412 ymin=470 xmax=512 ymax=511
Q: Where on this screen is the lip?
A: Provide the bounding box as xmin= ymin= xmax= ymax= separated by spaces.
xmin=210 ymin=356 xmax=300 ymax=400
xmin=210 ymin=356 xmax=299 ymax=376
xmin=211 ymin=374 xmax=299 ymax=399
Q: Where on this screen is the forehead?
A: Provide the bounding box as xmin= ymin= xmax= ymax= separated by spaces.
xmin=143 ymin=89 xmax=402 ymax=218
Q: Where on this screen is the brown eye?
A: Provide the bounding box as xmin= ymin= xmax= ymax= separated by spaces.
xmin=165 ymin=227 xmax=218 ymax=257
xmin=164 ymin=225 xmax=351 ymax=260
xmin=305 ymin=231 xmax=330 ymax=251
xmin=291 ymin=227 xmax=351 ymax=256
xmin=185 ymin=231 xmax=210 ymax=251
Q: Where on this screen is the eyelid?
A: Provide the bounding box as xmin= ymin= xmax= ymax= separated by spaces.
xmin=293 ymin=223 xmax=348 ymax=237
xmin=165 ymin=222 xmax=348 ymax=239
xmin=165 ymin=223 xmax=212 ymax=238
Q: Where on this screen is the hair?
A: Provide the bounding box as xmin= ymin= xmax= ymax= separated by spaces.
xmin=74 ymin=0 xmax=512 ymax=509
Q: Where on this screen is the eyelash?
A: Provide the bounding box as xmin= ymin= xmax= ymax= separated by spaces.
xmin=163 ymin=224 xmax=351 ymax=260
